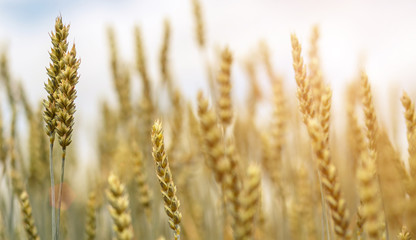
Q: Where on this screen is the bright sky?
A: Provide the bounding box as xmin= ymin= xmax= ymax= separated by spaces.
xmin=1 ymin=0 xmax=416 ymax=162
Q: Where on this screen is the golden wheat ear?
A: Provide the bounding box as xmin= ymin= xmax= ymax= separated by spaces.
xmin=291 ymin=33 xmax=314 ymax=123
xmin=106 ymin=173 xmax=134 ymax=240
xmin=216 ymin=47 xmax=233 ymax=128
xmin=151 ymin=120 xmax=182 ymax=239
xmin=85 ymin=191 xmax=97 ymax=240
xmin=397 ymin=226 xmax=412 ymax=240
xmin=357 ymin=151 xmax=383 ymax=240
xmin=196 ymin=91 xmax=230 ymax=185
xmin=19 ymin=191 xmax=40 ymax=240
xmin=235 ymin=164 xmax=261 ymax=240
xmin=132 ymin=140 xmax=152 ymax=220
xmin=191 ymin=0 xmax=205 ymax=48
xmin=306 ymin=119 xmax=350 ymax=238
xmin=401 ymin=91 xmax=416 ymax=178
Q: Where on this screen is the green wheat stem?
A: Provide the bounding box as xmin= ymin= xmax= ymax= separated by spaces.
xmin=55 ymin=149 xmax=66 ymax=240
xmin=49 ymin=140 xmax=56 ymax=240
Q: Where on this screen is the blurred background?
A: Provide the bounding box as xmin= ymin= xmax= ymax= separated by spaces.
xmin=0 ymin=0 xmax=416 ymax=163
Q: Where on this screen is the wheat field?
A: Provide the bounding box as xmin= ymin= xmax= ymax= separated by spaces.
xmin=0 ymin=1 xmax=415 ymax=240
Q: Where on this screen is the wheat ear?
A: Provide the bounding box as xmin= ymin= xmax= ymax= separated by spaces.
xmin=307 ymin=119 xmax=350 ymax=238
xmin=319 ymin=86 xmax=332 ymax=145
xmin=235 ymin=164 xmax=261 ymax=240
xmin=224 ymin=139 xmax=242 ymax=228
xmin=356 ymin=206 xmax=365 ymax=240
xmin=134 ymin=26 xmax=152 ymax=99
xmin=292 ymin=34 xmax=349 ymax=238
xmin=401 ymin=91 xmax=416 ymax=178
xmin=107 ymin=28 xmax=131 ymax=121
xmin=106 ymin=173 xmax=134 ymax=240
xmin=191 ymin=0 xmax=205 ymax=48
xmin=360 ymin=71 xmax=388 ymax=238
xmin=298 ymin=164 xmax=318 ymax=239
xmin=132 ymin=141 xmax=152 ymax=220
xmin=357 ymin=152 xmax=383 ymax=240
xmin=160 ymin=19 xmax=172 ymax=89
xmin=197 ymin=91 xmax=230 ymax=184
xmin=216 ymin=47 xmax=233 ymax=128
xmin=269 ymin=76 xmax=287 ymax=196
xmin=361 ymin=71 xmax=377 ymax=152
xmin=151 ymin=120 xmax=182 ymax=239
xmin=291 ymin=34 xmax=314 ymax=122
xmin=43 ymin=16 xmax=69 ymax=240
xmin=243 ymin=58 xmax=261 ymax=116
xmin=308 ymin=25 xmax=324 ymax=112
xmin=85 ymin=192 xmax=97 ymax=240
xmin=398 ymin=226 xmax=412 ymax=240
xmin=19 ymin=191 xmax=40 ymax=240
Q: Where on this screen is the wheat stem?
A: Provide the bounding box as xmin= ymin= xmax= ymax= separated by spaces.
xmin=56 ymin=150 xmax=66 ymax=240
xmin=49 ymin=141 xmax=56 ymax=240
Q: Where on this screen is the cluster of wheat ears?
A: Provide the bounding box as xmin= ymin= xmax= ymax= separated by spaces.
xmin=0 ymin=1 xmax=415 ymax=240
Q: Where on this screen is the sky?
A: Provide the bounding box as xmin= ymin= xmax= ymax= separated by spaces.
xmin=0 ymin=0 xmax=416 ymax=163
